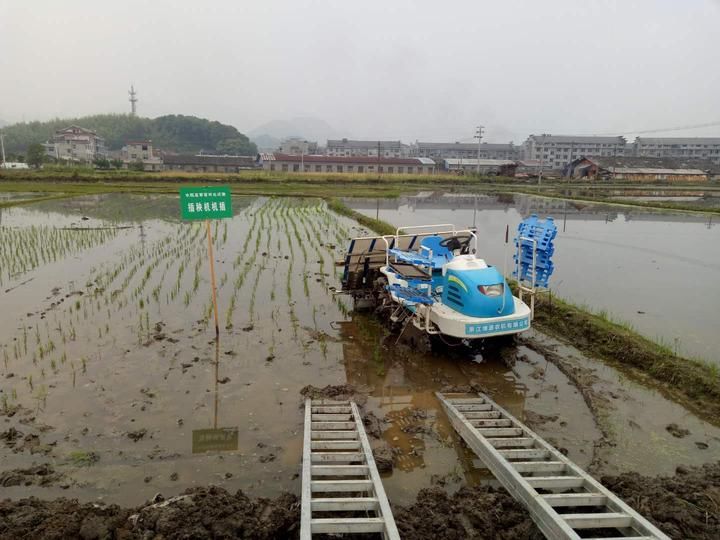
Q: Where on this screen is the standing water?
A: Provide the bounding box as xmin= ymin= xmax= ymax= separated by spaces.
xmin=345 ymin=192 xmax=720 ymax=363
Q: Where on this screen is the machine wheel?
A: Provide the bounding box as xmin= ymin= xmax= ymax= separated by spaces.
xmin=404 ymin=323 xmax=432 ymax=353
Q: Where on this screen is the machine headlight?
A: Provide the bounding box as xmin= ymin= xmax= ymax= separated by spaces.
xmin=478 ymin=284 xmax=504 ymax=297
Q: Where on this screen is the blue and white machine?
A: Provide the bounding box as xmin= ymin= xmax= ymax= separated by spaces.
xmin=340 ymin=220 xmax=556 ymax=344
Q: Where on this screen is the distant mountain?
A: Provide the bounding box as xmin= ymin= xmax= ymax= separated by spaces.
xmin=249 ymin=117 xmax=341 ymax=145
xmin=250 ymin=134 xmax=282 ymax=152
xmin=0 ymin=114 xmax=256 ymax=155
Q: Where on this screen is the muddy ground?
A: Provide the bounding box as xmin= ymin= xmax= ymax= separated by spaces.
xmin=1 ymin=462 xmax=717 ymax=539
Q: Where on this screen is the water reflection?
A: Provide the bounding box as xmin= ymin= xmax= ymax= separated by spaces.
xmin=191 ymin=339 xmax=239 ymax=453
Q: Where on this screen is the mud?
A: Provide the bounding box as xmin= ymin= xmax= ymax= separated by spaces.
xmin=3 ymin=463 xmax=716 ymax=539
xmin=299 ymin=384 xmax=366 ymax=405
xmin=394 ymin=462 xmax=720 ymax=539
xmin=0 ymin=464 xmax=67 ymax=488
xmin=601 ymin=462 xmax=720 ymax=540
xmin=393 ymin=485 xmax=541 ymax=540
xmin=0 ymin=487 xmax=299 ymax=540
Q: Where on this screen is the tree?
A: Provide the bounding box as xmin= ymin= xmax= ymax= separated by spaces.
xmin=26 ymin=143 xmax=45 ymax=168
xmin=128 ymin=159 xmax=145 ymax=171
xmin=110 ymin=158 xmax=124 ymax=169
xmin=216 ymin=137 xmax=257 ymax=156
xmin=93 ymin=157 xmax=110 ymax=169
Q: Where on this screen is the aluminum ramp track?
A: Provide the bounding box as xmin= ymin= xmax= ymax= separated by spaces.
xmin=301 ymin=399 xmax=400 ymax=539
xmin=437 ymin=392 xmax=669 ymax=540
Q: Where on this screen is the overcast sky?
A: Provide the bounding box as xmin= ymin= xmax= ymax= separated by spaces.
xmin=1 ymin=0 xmax=719 ymax=143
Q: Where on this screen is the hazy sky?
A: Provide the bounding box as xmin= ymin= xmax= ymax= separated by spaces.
xmin=1 ymin=0 xmax=719 ymax=143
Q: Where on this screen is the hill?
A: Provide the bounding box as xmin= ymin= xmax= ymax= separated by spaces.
xmin=248 ymin=117 xmax=341 ymax=145
xmin=0 ymin=114 xmax=257 ymax=155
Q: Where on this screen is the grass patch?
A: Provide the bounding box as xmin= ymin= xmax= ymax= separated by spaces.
xmin=67 ymin=450 xmax=100 ymax=466
xmin=326 ymin=198 xmax=396 ymax=236
xmin=532 ymin=293 xmax=720 ymax=421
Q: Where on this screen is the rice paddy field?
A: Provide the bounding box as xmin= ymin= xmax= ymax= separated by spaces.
xmin=1 ymin=192 xmax=718 ymax=515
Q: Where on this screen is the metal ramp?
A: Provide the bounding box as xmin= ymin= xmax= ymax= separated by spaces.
xmin=437 ymin=392 xmax=669 ymax=540
xmin=301 ymin=399 xmax=400 ymax=539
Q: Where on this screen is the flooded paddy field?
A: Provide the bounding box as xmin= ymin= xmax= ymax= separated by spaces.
xmin=0 ymin=192 xmax=718 ymax=537
xmin=539 ymin=186 xmax=720 ymax=210
xmin=347 ymin=192 xmax=720 ymax=363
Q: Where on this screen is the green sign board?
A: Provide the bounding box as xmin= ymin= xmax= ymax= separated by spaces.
xmin=180 ymin=186 xmax=233 ymax=220
xmin=192 ymin=427 xmax=239 ymax=453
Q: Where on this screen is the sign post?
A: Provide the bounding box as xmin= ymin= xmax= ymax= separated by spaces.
xmin=180 ymin=186 xmax=233 ymax=337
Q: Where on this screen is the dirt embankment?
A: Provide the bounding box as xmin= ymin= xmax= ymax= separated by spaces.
xmin=2 ymin=463 xmax=718 ymax=539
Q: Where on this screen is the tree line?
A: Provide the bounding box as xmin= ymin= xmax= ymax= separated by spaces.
xmin=1 ymin=113 xmax=257 ymax=159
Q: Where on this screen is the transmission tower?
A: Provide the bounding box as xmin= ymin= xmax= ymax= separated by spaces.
xmin=129 ymin=85 xmax=138 ymax=115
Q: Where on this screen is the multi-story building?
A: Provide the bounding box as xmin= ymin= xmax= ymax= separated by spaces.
xmin=122 ymin=141 xmax=163 ymax=171
xmin=326 ymin=139 xmax=409 ymax=158
xmin=522 ymin=134 xmax=627 ymax=170
xmin=261 ymin=153 xmax=436 ymax=174
xmin=414 ymin=142 xmax=518 ymax=160
xmin=279 ymin=137 xmax=318 ymax=155
xmin=632 ymin=137 xmax=720 ymax=164
xmin=44 ymin=125 xmax=107 ymax=162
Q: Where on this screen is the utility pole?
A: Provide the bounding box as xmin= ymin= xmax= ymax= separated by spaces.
xmin=474 ymin=125 xmax=484 ymax=174
xmin=129 ymin=85 xmax=138 ymax=116
xmin=377 ymin=140 xmax=381 ymax=175
xmin=0 ymin=132 xmax=6 ymax=166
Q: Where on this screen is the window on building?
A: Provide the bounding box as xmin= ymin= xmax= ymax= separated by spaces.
xmin=315 ymin=165 xmax=321 ymax=172
xmin=142 ymin=145 xmax=148 ymax=151
xmin=379 ymin=166 xmax=384 ymax=173
xmin=282 ymin=164 xmax=288 ymax=171
xmin=358 ymin=166 xmax=364 ymax=173
xmin=337 ymin=165 xmax=343 ymax=173
xmin=347 ymin=165 xmax=354 ymax=172
xmin=293 ymin=164 xmax=300 ymax=172
xmin=270 ymin=164 xmax=276 ymax=171
xmin=326 ymin=165 xmax=333 ymax=172
xmin=398 ymin=167 xmax=404 ymax=173
xmin=387 ymin=167 xmax=394 ymax=173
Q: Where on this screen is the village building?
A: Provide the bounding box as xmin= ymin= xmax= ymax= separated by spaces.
xmin=414 ymin=142 xmax=518 ymax=160
xmin=564 ymin=156 xmax=710 ymax=182
xmin=43 ymin=125 xmax=107 ymax=162
xmin=514 ymin=159 xmax=554 ymax=178
xmin=261 ymin=153 xmax=436 ymax=174
xmin=163 ymin=154 xmax=257 ymax=173
xmin=279 ymin=137 xmax=318 ymax=155
xmin=522 ymin=135 xmax=627 ymax=170
xmin=632 ymin=137 xmax=720 ymax=164
xmin=326 ymin=139 xmax=410 ymax=158
xmin=122 ymin=141 xmax=163 ymax=171
xmin=443 ymin=158 xmax=517 ymax=176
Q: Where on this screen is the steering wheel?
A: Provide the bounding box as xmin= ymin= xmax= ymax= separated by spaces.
xmin=439 ymin=235 xmax=473 ymax=253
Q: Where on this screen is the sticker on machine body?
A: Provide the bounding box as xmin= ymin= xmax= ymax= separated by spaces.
xmin=465 ymin=317 xmax=529 ymax=335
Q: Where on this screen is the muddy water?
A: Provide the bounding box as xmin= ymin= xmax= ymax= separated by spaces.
xmin=347 ymin=193 xmax=720 ymax=362
xmin=0 ymin=193 xmax=717 ymax=510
